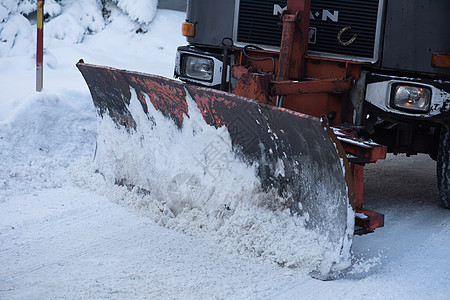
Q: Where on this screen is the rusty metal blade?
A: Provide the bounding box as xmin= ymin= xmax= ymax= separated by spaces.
xmin=77 ymin=61 xmax=354 ymax=278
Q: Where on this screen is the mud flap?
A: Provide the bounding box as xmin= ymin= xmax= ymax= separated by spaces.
xmin=77 ymin=61 xmax=354 ymax=279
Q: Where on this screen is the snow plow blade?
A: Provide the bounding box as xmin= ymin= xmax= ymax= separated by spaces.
xmin=77 ymin=61 xmax=354 ymax=279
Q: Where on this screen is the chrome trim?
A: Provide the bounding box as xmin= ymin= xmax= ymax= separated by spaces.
xmin=232 ymin=0 xmax=241 ymax=47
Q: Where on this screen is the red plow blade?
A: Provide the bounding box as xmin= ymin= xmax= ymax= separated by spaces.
xmin=77 ymin=61 xmax=354 ymax=279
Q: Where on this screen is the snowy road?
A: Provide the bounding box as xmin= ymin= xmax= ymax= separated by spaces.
xmin=1 ymin=155 xmax=448 ymax=299
xmin=0 ymin=188 xmax=298 ymax=299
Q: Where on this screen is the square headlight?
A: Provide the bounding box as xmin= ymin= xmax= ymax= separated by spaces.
xmin=181 ymin=54 xmax=214 ymax=82
xmin=390 ymin=84 xmax=431 ymax=113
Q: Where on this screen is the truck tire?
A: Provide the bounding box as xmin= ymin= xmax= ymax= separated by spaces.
xmin=437 ymin=125 xmax=450 ymax=209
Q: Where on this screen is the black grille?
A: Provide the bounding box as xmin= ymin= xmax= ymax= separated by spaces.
xmin=236 ymin=0 xmax=381 ymax=61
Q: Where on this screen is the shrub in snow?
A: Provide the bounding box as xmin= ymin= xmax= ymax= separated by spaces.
xmin=46 ymin=0 xmax=105 ymax=44
xmin=17 ymin=0 xmax=37 ymax=15
xmin=0 ymin=1 xmax=15 ymax=23
xmin=43 ymin=0 xmax=62 ymax=17
xmin=0 ymin=2 xmax=33 ymax=57
xmin=112 ymin=0 xmax=157 ymax=25
xmin=0 ymin=0 xmax=159 ymax=56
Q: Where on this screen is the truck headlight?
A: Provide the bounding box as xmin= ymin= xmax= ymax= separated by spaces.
xmin=175 ymin=47 xmax=224 ymax=87
xmin=181 ymin=54 xmax=214 ymax=82
xmin=391 ymin=84 xmax=431 ymax=113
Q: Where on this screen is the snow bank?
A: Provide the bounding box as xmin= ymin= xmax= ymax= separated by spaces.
xmin=0 ymin=91 xmax=96 ymax=198
xmin=66 ymin=86 xmax=353 ymax=277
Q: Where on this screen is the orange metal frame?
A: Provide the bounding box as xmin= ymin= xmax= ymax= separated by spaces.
xmin=230 ymin=0 xmax=386 ymax=233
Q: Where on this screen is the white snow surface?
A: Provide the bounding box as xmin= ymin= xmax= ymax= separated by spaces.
xmin=92 ymin=88 xmax=339 ymax=274
xmin=1 ymin=7 xmax=449 ymax=300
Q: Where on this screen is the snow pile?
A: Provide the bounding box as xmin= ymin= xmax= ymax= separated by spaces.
xmin=0 ymin=0 xmax=372 ymax=283
xmin=0 ymin=91 xmax=96 ymax=199
xmin=68 ymin=88 xmax=347 ymax=276
xmin=0 ymin=0 xmax=157 ymax=56
xmin=0 ymin=0 xmax=353 ymax=271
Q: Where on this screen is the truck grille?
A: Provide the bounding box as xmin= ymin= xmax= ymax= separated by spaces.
xmin=235 ymin=0 xmax=381 ymax=62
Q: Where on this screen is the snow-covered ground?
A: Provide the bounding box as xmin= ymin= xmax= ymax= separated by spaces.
xmin=1 ymin=5 xmax=449 ymax=300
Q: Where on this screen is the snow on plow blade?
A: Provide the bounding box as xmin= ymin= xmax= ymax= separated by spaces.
xmin=77 ymin=61 xmax=354 ymax=279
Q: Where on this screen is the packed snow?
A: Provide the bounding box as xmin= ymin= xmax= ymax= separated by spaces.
xmin=91 ymin=87 xmax=341 ymax=272
xmin=1 ymin=2 xmax=449 ymax=299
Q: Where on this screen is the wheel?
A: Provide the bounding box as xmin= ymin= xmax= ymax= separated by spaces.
xmin=437 ymin=125 xmax=450 ymax=209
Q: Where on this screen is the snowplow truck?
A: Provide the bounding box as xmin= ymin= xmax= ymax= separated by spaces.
xmin=76 ymin=0 xmax=449 ymax=279
xmin=172 ymin=0 xmax=450 ymax=209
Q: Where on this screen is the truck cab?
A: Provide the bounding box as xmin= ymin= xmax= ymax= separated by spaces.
xmin=174 ymin=0 xmax=450 ymax=208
